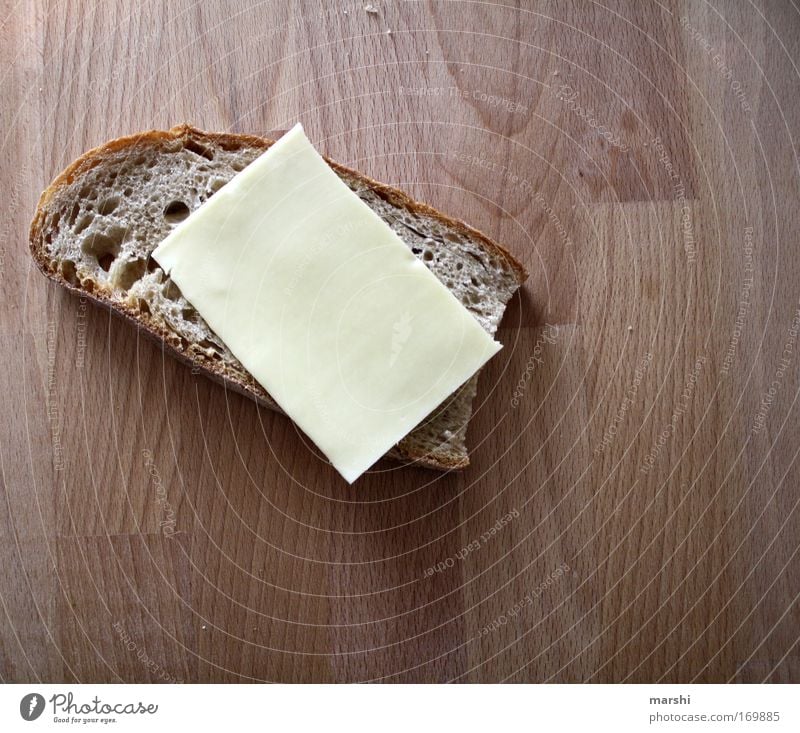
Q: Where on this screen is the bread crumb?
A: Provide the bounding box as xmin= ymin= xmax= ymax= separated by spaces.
xmin=386 ymin=28 xmax=392 ymax=35
xmin=627 ymin=325 xmax=633 ymax=331
xmin=201 ymin=625 xmax=207 ymax=630
xmin=364 ymin=3 xmax=378 ymax=12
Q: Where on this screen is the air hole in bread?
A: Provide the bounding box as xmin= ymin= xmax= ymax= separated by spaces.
xmin=217 ymin=140 xmax=243 ymax=152
xmin=465 ymin=251 xmax=484 ymax=267
xmin=67 ymin=201 xmax=81 ymax=226
xmin=182 ymin=307 xmax=197 ymax=322
xmin=98 ymin=253 xmax=114 ymax=271
xmin=184 ymin=139 xmax=215 ymax=161
xmin=163 ymin=278 xmax=181 ymax=301
xmin=423 ymin=250 xmax=434 ymax=262
xmin=60 ymin=259 xmax=78 ymax=285
xmin=146 ymin=257 xmax=160 ymax=273
xmin=111 ymin=258 xmax=147 ymax=290
xmin=164 ymin=200 xmax=190 ymax=224
xmin=198 ymin=338 xmax=223 ymax=357
xmin=74 ymin=215 xmax=93 ymax=235
xmin=98 ymin=197 xmax=119 ymax=216
xmin=139 ymin=299 xmax=151 ymax=316
xmin=82 ymin=227 xmax=126 ymax=272
xmin=230 ymin=160 xmax=245 ymax=172
xmin=208 ymin=178 xmax=226 ymax=194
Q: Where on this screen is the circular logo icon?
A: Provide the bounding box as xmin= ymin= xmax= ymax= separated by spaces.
xmin=20 ymin=693 xmax=45 ymax=722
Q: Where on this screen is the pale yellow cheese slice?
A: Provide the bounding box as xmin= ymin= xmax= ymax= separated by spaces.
xmin=153 ymin=124 xmax=501 ymax=482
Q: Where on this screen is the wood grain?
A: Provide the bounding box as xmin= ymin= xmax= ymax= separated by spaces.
xmin=2 ymin=0 xmax=799 ymax=683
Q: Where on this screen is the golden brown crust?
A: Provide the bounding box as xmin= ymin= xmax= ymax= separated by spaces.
xmin=29 ymin=124 xmax=527 ymax=473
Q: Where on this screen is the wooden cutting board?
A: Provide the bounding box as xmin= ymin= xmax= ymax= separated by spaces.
xmin=2 ymin=0 xmax=799 ymax=683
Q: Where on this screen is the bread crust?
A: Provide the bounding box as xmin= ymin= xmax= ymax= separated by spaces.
xmin=29 ymin=124 xmax=527 ymax=472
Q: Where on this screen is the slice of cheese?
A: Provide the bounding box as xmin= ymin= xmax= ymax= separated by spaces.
xmin=153 ymin=124 xmax=501 ymax=482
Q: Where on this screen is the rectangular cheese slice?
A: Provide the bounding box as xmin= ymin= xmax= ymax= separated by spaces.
xmin=153 ymin=124 xmax=501 ymax=482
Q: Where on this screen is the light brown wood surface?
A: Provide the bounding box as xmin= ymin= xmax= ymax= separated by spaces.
xmin=2 ymin=0 xmax=799 ymax=683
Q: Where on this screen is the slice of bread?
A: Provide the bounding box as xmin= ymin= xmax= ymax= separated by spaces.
xmin=29 ymin=125 xmax=527 ymax=472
